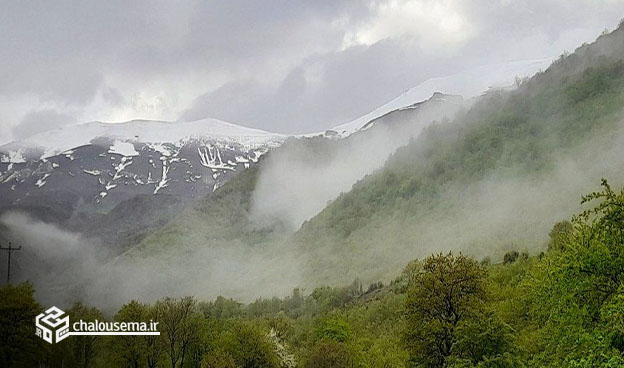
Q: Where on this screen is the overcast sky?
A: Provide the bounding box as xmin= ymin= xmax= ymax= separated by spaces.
xmin=0 ymin=0 xmax=623 ymax=144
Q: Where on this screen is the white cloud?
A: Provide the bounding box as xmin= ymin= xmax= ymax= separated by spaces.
xmin=1 ymin=1 xmax=624 ymax=144
xmin=343 ymin=0 xmax=474 ymax=50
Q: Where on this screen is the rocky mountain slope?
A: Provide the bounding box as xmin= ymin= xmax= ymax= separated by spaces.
xmin=0 ymin=118 xmax=284 ymax=249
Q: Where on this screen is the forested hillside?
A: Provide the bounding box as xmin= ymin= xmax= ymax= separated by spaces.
xmin=294 ymin=23 xmax=624 ymax=286
xmin=3 ymin=179 xmax=624 ymax=367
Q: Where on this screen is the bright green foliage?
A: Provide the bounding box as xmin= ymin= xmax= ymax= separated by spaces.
xmin=523 ymin=179 xmax=624 ymax=367
xmin=315 ymin=315 xmax=351 ymax=343
xmin=6 ymin=21 xmax=624 ymax=368
xmin=209 ymin=321 xmax=281 ymax=368
xmin=5 ymin=179 xmax=624 ymax=367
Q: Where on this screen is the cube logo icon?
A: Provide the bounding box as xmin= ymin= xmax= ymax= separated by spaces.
xmin=35 ymin=306 xmax=70 ymax=344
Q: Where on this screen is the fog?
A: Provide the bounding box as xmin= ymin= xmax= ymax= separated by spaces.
xmin=0 ymin=92 xmax=468 ymax=311
xmin=251 ymin=93 xmax=466 ymax=229
xmin=2 ymin=112 xmax=624 ymax=311
xmin=290 ymin=112 xmax=624 ymax=287
xmin=0 ymin=212 xmax=301 ymax=312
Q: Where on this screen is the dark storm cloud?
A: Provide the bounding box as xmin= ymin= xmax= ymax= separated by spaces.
xmin=181 ymin=39 xmax=450 ymax=133
xmin=178 ymin=1 xmax=624 ymax=133
xmin=12 ymin=109 xmax=77 ymax=140
xmin=0 ymin=0 xmax=623 ymax=142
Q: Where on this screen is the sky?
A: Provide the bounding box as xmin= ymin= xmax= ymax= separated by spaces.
xmin=1 ymin=0 xmax=623 ymax=145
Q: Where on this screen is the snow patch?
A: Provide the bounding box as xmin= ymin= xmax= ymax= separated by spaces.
xmin=108 ymin=141 xmax=139 ymax=156
xmin=112 ymin=157 xmax=133 ymax=180
xmin=153 ymin=162 xmax=170 ymax=194
xmin=327 ymin=58 xmax=554 ymax=137
xmin=1 ymin=117 xmax=284 ymax=160
xmin=35 ymin=174 xmax=50 ymax=188
xmin=83 ymin=169 xmax=101 ymax=176
xmin=198 ymin=146 xmax=235 ymax=171
xmin=3 ymin=150 xmax=26 ymax=163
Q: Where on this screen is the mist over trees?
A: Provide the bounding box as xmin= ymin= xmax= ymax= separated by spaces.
xmin=2 ymin=14 xmax=624 ymax=368
xmin=3 ymin=179 xmax=624 ymax=367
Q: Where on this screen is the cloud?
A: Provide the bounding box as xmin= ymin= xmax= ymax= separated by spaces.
xmin=0 ymin=211 xmax=301 ymax=311
xmin=1 ymin=0 xmax=624 ymax=144
xmin=343 ymin=0 xmax=475 ymax=49
xmin=13 ymin=109 xmax=77 ymax=140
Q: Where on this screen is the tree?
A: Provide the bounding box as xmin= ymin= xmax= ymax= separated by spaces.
xmin=304 ymin=340 xmax=355 ymax=368
xmin=404 ymin=252 xmax=486 ymax=368
xmin=216 ymin=321 xmax=280 ymax=368
xmin=547 ymin=221 xmax=573 ymax=252
xmin=61 ymin=302 xmax=105 ymax=368
xmin=503 ymin=251 xmax=519 ymax=265
xmin=108 ymin=300 xmax=156 ymax=368
xmin=315 ymin=315 xmax=351 ymax=343
xmin=144 ymin=304 xmax=162 ymax=368
xmin=452 ymin=309 xmax=515 ymax=365
xmin=155 ymin=296 xmax=202 ymax=368
xmin=0 ymin=283 xmax=45 ymax=368
xmin=523 ymin=179 xmax=624 ymax=366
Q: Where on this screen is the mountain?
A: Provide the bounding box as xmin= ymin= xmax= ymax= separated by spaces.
xmin=0 ymin=49 xmax=589 ymax=305
xmin=0 ymin=57 xmax=547 ymax=251
xmin=92 ymin=91 xmax=474 ymax=304
xmin=326 ymin=57 xmax=553 ymax=137
xmin=292 ymin=24 xmax=624 ymax=286
xmin=0 ymin=118 xmax=285 ymax=250
xmin=120 ymin=23 xmax=624 ymax=297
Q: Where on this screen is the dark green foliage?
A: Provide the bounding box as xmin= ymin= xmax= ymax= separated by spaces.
xmin=548 ymin=221 xmax=573 ymax=252
xmin=451 ymin=309 xmax=515 ymax=366
xmin=199 ymin=296 xmax=244 ymax=319
xmin=0 ymin=283 xmax=45 ymax=368
xmin=108 ymin=300 xmax=161 ymax=368
xmin=503 ymin=251 xmax=519 ymax=264
xmin=46 ymin=302 xmax=106 ymax=368
xmin=303 ymin=340 xmax=355 ymax=368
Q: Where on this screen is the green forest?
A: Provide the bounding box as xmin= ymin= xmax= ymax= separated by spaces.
xmin=3 ymin=179 xmax=624 ymax=367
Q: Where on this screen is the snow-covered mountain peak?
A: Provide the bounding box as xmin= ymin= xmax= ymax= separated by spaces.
xmin=327 ymin=57 xmax=554 ymax=137
xmin=0 ymin=118 xmax=285 ymax=161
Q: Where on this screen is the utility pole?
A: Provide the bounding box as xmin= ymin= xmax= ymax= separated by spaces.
xmin=0 ymin=242 xmax=21 ymax=284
